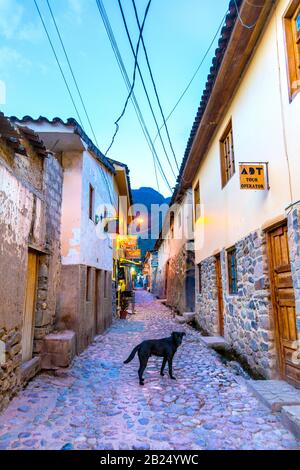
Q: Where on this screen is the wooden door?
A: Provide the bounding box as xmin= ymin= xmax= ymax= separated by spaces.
xmin=269 ymin=223 xmax=300 ymax=387
xmin=216 ymin=254 xmax=224 ymax=336
xmin=22 ymin=251 xmax=38 ymax=363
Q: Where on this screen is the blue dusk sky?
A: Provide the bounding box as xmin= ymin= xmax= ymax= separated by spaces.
xmin=0 ymin=0 xmax=229 ymax=196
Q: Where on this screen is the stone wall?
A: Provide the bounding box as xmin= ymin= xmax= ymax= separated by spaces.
xmin=195 ymin=257 xmax=220 ymax=335
xmin=0 ymin=327 xmax=22 ymax=411
xmin=33 ymin=154 xmax=63 ymax=354
xmin=196 ymin=230 xmax=278 ymax=379
xmin=222 ymin=230 xmax=277 ymax=378
xmin=288 ymin=205 xmax=300 ymax=338
xmin=165 ymin=245 xmax=187 ymax=314
xmin=0 ymin=143 xmax=63 ymax=411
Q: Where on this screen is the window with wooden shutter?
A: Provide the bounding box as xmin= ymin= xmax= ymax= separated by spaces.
xmin=284 ymin=1 xmax=300 ymax=99
xmin=220 ymin=120 xmax=235 ymax=187
xmin=227 ymin=247 xmax=238 ymax=295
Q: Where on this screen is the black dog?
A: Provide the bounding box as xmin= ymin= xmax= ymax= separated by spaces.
xmin=124 ymin=332 xmax=186 ymax=385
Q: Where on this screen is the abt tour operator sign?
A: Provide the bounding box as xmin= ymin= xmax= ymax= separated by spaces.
xmin=239 ymin=164 xmax=266 ymax=190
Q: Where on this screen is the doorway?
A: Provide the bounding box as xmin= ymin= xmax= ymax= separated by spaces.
xmin=215 ymin=254 xmax=224 ymax=336
xmin=185 ymin=267 xmax=195 ymax=312
xmin=164 ymin=261 xmax=170 ymax=298
xmin=22 ymin=251 xmax=38 ymax=363
xmin=268 ymin=222 xmax=300 ymax=387
xmin=95 ymin=269 xmax=104 ymax=335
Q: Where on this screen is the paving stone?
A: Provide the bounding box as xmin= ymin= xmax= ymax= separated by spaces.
xmin=246 ymin=380 xmax=300 ymax=412
xmin=0 ymin=291 xmax=298 ymax=450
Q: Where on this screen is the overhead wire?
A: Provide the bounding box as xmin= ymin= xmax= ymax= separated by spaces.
xmin=105 ymin=0 xmax=152 ymax=156
xmin=131 ymin=0 xmax=179 ymax=172
xmin=117 ymin=0 xmax=177 ymax=180
xmin=33 ymin=0 xmax=84 ymax=129
xmin=96 ymin=0 xmax=171 ymax=193
xmin=46 ymin=0 xmax=100 ymax=147
xmin=233 ymin=0 xmax=260 ymax=29
xmin=153 ymin=10 xmax=228 ymax=144
xmin=35 ymin=0 xmax=116 ymax=208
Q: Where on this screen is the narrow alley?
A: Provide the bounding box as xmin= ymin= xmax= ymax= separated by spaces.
xmin=0 ymin=290 xmax=298 ymax=451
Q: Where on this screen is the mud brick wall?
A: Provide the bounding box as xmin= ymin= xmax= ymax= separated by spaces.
xmin=288 ymin=205 xmax=300 ymax=340
xmin=221 ymin=230 xmax=277 ymax=379
xmin=195 ymin=257 xmax=220 ymax=335
xmin=0 ymin=328 xmax=22 ymax=412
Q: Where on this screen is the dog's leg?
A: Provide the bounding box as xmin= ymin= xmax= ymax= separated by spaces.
xmin=138 ymin=353 xmax=148 ymax=386
xmin=138 ymin=362 xmax=147 ymax=385
xmin=168 ymin=358 xmax=176 ymax=380
xmin=160 ymin=357 xmax=167 ymax=376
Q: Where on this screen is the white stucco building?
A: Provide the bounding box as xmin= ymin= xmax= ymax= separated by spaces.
xmin=12 ymin=116 xmax=131 ymax=353
xmin=172 ymin=0 xmax=300 ymax=385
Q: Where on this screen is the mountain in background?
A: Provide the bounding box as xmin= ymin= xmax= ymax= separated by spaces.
xmin=131 ymin=187 xmax=171 ymax=258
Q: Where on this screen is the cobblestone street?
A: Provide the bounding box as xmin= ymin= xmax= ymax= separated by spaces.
xmin=0 ymin=290 xmax=299 ymax=450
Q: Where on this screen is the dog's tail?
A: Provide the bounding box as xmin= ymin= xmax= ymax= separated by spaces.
xmin=124 ymin=344 xmax=140 ymax=364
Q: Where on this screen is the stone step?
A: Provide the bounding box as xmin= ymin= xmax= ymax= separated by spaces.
xmin=246 ymin=380 xmax=300 ymax=412
xmin=175 ymin=315 xmax=186 ymax=325
xmin=199 ymin=336 xmax=230 ymax=351
xmin=281 ymin=406 xmax=300 ymax=440
xmin=183 ymin=312 xmax=195 ymax=322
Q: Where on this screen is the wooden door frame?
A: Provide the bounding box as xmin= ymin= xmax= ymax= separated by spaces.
xmin=215 ymin=253 xmax=224 ymax=336
xmin=266 ymin=218 xmax=288 ymax=379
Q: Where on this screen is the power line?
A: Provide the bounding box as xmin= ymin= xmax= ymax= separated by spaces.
xmin=35 ymin=0 xmax=116 ymax=208
xmin=33 ymin=0 xmax=84 ymax=129
xmin=117 ymin=0 xmax=177 ymax=181
xmin=105 ymin=0 xmax=152 ymax=156
xmin=95 ymin=0 xmax=171 ymax=193
xmin=46 ymin=0 xmax=99 ymax=146
xmin=153 ymin=10 xmax=228 ymax=144
xmin=234 ymin=0 xmax=260 ymax=29
xmin=131 ymin=0 xmax=179 ymax=172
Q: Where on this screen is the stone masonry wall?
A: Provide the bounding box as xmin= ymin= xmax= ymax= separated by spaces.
xmin=288 ymin=205 xmax=300 ymax=341
xmin=221 ymin=230 xmax=277 ymax=379
xmin=33 ymin=154 xmax=63 ymax=356
xmin=195 ymin=257 xmax=220 ymax=335
xmin=0 ymin=327 xmax=22 ymax=412
xmin=166 ymin=245 xmax=187 ymax=314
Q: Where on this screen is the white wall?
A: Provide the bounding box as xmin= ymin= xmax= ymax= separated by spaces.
xmin=79 ymin=150 xmax=117 ymax=271
xmin=157 ymin=190 xmax=193 ymax=277
xmin=193 ymin=0 xmax=300 ymax=263
xmin=61 ymin=151 xmax=82 ymax=265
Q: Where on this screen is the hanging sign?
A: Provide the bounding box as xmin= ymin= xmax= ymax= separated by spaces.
xmin=239 ymin=164 xmax=267 ymax=190
xmin=117 ymin=235 xmax=138 ymax=250
xmin=126 ymin=248 xmax=141 ymax=260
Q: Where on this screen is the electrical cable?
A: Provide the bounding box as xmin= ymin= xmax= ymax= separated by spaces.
xmin=46 ymin=0 xmax=100 ymax=147
xmin=233 ymin=0 xmax=260 ymax=29
xmin=34 ymin=0 xmax=85 ymax=129
xmin=105 ymin=0 xmax=152 ymax=156
xmin=131 ymin=0 xmax=179 ymax=171
xmin=96 ymin=0 xmax=172 ymax=193
xmin=117 ymin=0 xmax=177 ymax=180
xmin=153 ymin=10 xmax=228 ymax=144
